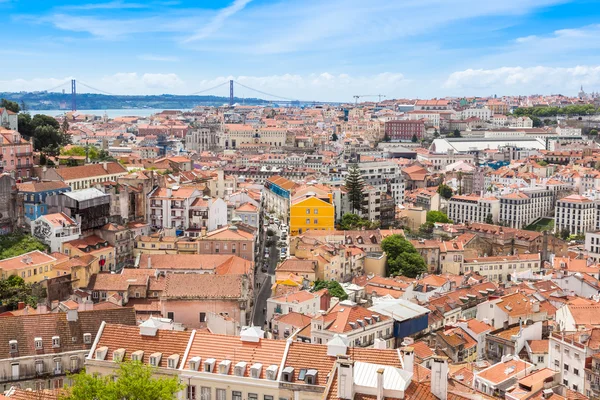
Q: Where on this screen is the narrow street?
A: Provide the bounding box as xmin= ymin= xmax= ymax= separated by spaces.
xmin=252 ymin=227 xmax=280 ymax=327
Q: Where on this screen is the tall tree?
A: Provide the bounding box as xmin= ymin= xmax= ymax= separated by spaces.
xmin=411 ymin=134 xmax=418 ymax=143
xmin=61 ymin=361 xmax=184 ymax=400
xmin=437 ymin=184 xmax=453 ymax=200
xmin=331 ymin=132 xmax=338 ymax=141
xmin=345 ymin=164 xmax=365 ymax=214
xmin=381 ymin=234 xmax=427 ymax=278
xmin=0 ymin=98 xmax=20 ymax=113
xmin=426 ymin=211 xmax=451 ymax=224
xmin=61 ymin=118 xmax=69 ymax=134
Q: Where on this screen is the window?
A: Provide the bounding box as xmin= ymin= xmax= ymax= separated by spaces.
xmin=306 ymin=208 xmax=310 ymax=214
xmin=167 ymin=312 xmax=174 ymax=320
xmin=249 ymin=394 xmax=258 ymax=400
xmin=306 ymin=219 xmax=310 ymax=224
xmin=314 ymin=219 xmax=318 ymax=224
xmin=216 ymin=389 xmax=226 ymax=400
xmin=574 ymin=368 xmax=579 ymax=376
xmin=70 ymin=357 xmax=79 ymax=371
xmin=264 ymin=396 xmax=274 ymax=400
xmin=201 ymin=387 xmax=211 ymax=400
xmin=232 ymin=391 xmax=242 ymax=400
xmin=187 ymin=385 xmax=197 ymax=400
xmin=314 ymin=209 xmax=318 ymax=214
xmin=52 ymin=336 xmax=60 ymax=348
xmin=564 ymin=363 xmax=569 ymax=371
xmin=200 ymin=312 xmax=206 ymax=323
xmin=537 ymin=356 xmax=544 ymax=363
xmin=573 ymin=384 xmax=578 ymax=392
xmin=36 ymin=360 xmax=44 ymax=374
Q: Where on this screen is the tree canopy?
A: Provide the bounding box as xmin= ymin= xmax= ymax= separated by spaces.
xmin=339 ymin=213 xmax=379 ymax=230
xmin=437 ymin=184 xmax=453 ymax=200
xmin=0 ymin=233 xmax=48 ymax=260
xmin=426 ymin=211 xmax=451 ymax=224
xmin=381 ymin=234 xmax=427 ymax=278
xmin=513 ymin=104 xmax=598 ymax=118
xmin=345 ymin=164 xmax=365 ymax=214
xmin=0 ymin=275 xmax=45 ymax=310
xmin=60 ymin=361 xmax=184 ymax=400
xmin=1 ymin=98 xmax=20 ymax=113
xmin=312 ymin=279 xmax=348 ymax=301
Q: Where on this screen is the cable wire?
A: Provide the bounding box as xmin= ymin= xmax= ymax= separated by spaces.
xmin=233 ymin=81 xmax=296 ymax=101
xmin=41 ymin=80 xmax=71 ymax=93
xmin=188 ymin=81 xmax=230 ymax=96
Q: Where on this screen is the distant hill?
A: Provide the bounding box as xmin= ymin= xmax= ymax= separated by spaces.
xmin=0 ymin=92 xmax=290 ymax=110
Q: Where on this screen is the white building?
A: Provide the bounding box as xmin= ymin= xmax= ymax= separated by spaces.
xmin=499 ymin=188 xmax=554 ymax=229
xmin=220 ymin=124 xmax=287 ymax=149
xmin=554 ymin=194 xmax=596 ymax=235
xmin=462 ymin=253 xmax=541 ymax=283
xmin=447 ymin=195 xmax=500 ymax=224
xmin=459 ymin=107 xmax=492 ymax=121
xmin=185 ymin=125 xmax=220 ymax=152
xmin=585 ymin=231 xmax=600 ymax=263
xmin=417 ymin=149 xmax=476 ymax=172
xmin=357 ymin=160 xmax=405 ymax=204
xmin=148 ymin=186 xmax=203 ymax=230
xmin=31 ymin=212 xmax=81 ymax=253
xmin=473 ymin=355 xmax=534 ymax=398
xmin=0 ymin=107 xmax=18 ymax=131
xmin=549 ymin=330 xmax=600 ymax=394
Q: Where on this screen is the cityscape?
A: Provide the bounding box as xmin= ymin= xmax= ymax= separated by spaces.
xmin=3 ymin=1 xmax=600 ymax=400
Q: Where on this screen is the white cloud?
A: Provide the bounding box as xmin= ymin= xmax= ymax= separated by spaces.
xmin=101 ymin=72 xmax=184 ymax=93
xmin=443 ymin=65 xmax=600 ymax=94
xmin=184 ymin=0 xmax=252 ymax=42
xmin=138 ymin=54 xmax=180 ymax=62
xmin=0 ymin=77 xmax=73 ymax=92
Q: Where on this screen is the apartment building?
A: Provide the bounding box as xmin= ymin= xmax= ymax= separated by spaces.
xmin=499 ymin=189 xmax=554 ymax=229
xmin=459 ymin=107 xmax=492 ymax=120
xmin=62 ymin=235 xmax=115 ymax=279
xmin=384 ymin=120 xmax=425 ymax=141
xmin=185 ymin=124 xmax=220 ymax=152
xmin=407 ymin=111 xmax=440 ymax=127
xmin=473 ymin=355 xmax=534 ymax=398
xmin=39 ymin=162 xmax=128 ymax=191
xmin=0 ymin=307 xmax=136 ymax=392
xmin=0 ymin=107 xmax=18 ymax=130
xmin=263 ymin=175 xmax=296 ymax=219
xmin=220 ymin=124 xmax=287 ymax=148
xmin=462 ymin=253 xmax=541 ymax=282
xmin=266 ymin=289 xmax=328 ymax=329
xmin=0 ymin=129 xmax=33 ymax=178
xmin=416 ymin=148 xmax=476 ymax=172
xmin=549 ymin=329 xmax=600 ymax=395
xmin=187 ymin=196 xmax=227 ymax=232
xmin=87 ymin=323 xmax=450 ymax=400
xmin=0 ymin=251 xmax=61 ymax=283
xmin=17 ymin=181 xmax=71 ymax=222
xmin=290 ymin=193 xmax=335 ymax=236
xmin=585 ymin=231 xmax=600 ymax=263
xmin=148 ymin=186 xmax=203 ymax=230
xmin=357 ymin=160 xmax=405 ymax=204
xmin=30 ymin=212 xmax=80 ymax=253
xmin=447 ymin=195 xmax=500 ymax=224
xmin=554 ymin=194 xmax=596 ymax=235
xmin=585 ymin=351 xmax=600 ymax=399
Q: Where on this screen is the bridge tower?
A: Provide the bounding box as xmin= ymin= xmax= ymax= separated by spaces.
xmin=229 ymin=80 xmax=234 ymax=106
xmin=71 ymin=79 xmax=77 ymax=111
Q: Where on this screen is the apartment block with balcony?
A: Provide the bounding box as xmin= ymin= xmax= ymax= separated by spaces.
xmin=0 ymin=129 xmax=33 ymax=179
xmin=585 ymin=352 xmax=600 ymax=399
xmin=17 ymin=181 xmax=71 ymax=222
xmin=148 ymin=186 xmax=203 ymax=231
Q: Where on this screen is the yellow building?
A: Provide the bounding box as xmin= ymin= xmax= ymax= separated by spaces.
xmin=62 ymin=235 xmax=116 ymax=284
xmin=0 ymin=250 xmax=60 ymax=284
xmin=289 ymin=194 xmax=334 ymax=236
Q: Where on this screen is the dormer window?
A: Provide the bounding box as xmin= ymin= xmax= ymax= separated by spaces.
xmin=305 ymin=369 xmax=318 ymax=385
xmin=83 ymin=333 xmax=92 ymax=344
xmin=9 ymin=340 xmax=18 ymax=353
xmin=204 ymin=358 xmax=216 ymax=372
xmin=34 ymin=337 xmax=43 ymax=350
xmin=167 ymin=354 xmax=180 ymax=369
xmin=131 ymin=350 xmax=144 ymax=362
xmin=52 ymin=336 xmax=60 ymax=348
xmin=282 ymin=366 xmax=294 ymax=382
xmin=234 ymin=361 xmax=247 ymax=377
xmin=219 ymin=360 xmax=231 ymax=375
xmin=250 ymin=363 xmax=262 ymax=379
xmin=266 ymin=365 xmax=278 ymax=380
xmin=113 ymin=348 xmax=125 ymax=362
xmin=189 ymin=357 xmax=201 ymax=371
xmin=149 ymin=352 xmax=162 ymax=367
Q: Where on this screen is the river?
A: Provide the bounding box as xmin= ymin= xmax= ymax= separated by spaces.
xmin=32 ymin=109 xmax=193 ymax=118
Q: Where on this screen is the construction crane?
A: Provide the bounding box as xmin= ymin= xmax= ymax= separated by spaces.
xmin=353 ymin=94 xmax=386 ymax=105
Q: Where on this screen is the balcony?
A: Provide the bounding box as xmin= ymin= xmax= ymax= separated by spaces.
xmin=16 ymin=152 xmax=32 ymax=157
xmin=171 ymin=203 xmax=184 ymax=209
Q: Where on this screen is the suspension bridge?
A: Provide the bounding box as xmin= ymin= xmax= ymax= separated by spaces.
xmin=34 ymin=79 xmax=340 ymax=111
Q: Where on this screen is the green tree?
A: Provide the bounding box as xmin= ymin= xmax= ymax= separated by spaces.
xmin=331 ymin=132 xmax=338 ymax=141
xmin=0 ymin=98 xmax=20 ymax=113
xmin=381 ymin=234 xmax=426 ymax=278
xmin=485 ymin=213 xmax=494 ymax=225
xmin=0 ymin=275 xmax=45 ymax=310
xmin=339 ymin=213 xmax=378 ymax=230
xmin=537 ymin=160 xmax=548 ymax=166
xmin=0 ymin=233 xmax=48 ymax=260
xmin=426 ymin=210 xmax=451 ymax=224
xmin=33 ymin=125 xmax=64 ymax=152
xmin=437 ymin=184 xmax=453 ymax=200
xmin=61 ymin=118 xmax=70 ymax=134
xmin=452 ymin=129 xmax=461 ymax=138
xmin=433 ymin=129 xmax=439 ymax=138
xmin=18 ymin=113 xmax=33 ymax=139
xmin=411 ymin=134 xmax=418 ymax=143
xmin=383 ymin=132 xmax=391 ymax=142
xmin=417 ymin=221 xmax=434 ymax=239
xmin=345 ymin=164 xmax=365 ymax=214
xmin=590 ymin=129 xmax=598 ymax=136
xmin=32 ymin=114 xmax=60 ymax=130
xmin=61 ymin=361 xmax=184 ymax=400
xmin=531 ymin=116 xmax=543 ymax=127
xmin=559 ymin=228 xmax=571 ymax=241
xmin=312 ymin=279 xmax=348 ymax=301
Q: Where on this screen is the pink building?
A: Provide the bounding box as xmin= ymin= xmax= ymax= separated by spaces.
xmin=0 ymin=130 xmax=33 ymax=179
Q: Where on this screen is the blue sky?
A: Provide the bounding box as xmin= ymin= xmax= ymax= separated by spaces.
xmin=1 ymin=0 xmax=600 ymax=101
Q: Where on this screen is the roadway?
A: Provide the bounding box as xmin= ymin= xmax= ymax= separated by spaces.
xmin=252 ymin=228 xmax=280 ymax=328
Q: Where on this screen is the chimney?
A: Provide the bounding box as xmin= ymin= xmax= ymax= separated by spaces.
xmin=37 ymin=303 xmax=48 ymax=314
xmin=201 ymin=227 xmax=207 ymax=237
xmin=336 ymin=357 xmax=354 ymax=400
xmin=401 ymin=347 xmax=414 ymax=374
xmin=102 ymin=162 xmax=108 ymax=171
xmin=376 ymin=368 xmax=384 ymax=400
xmin=373 ymin=338 xmax=387 ymax=349
xmin=166 ymin=188 xmax=172 ymax=197
xmin=532 ymin=302 xmax=540 ymax=313
xmin=431 ymin=356 xmax=448 ymax=400
xmin=147 ymin=255 xmax=152 ymax=269
xmin=17 ymin=302 xmax=25 ymax=310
